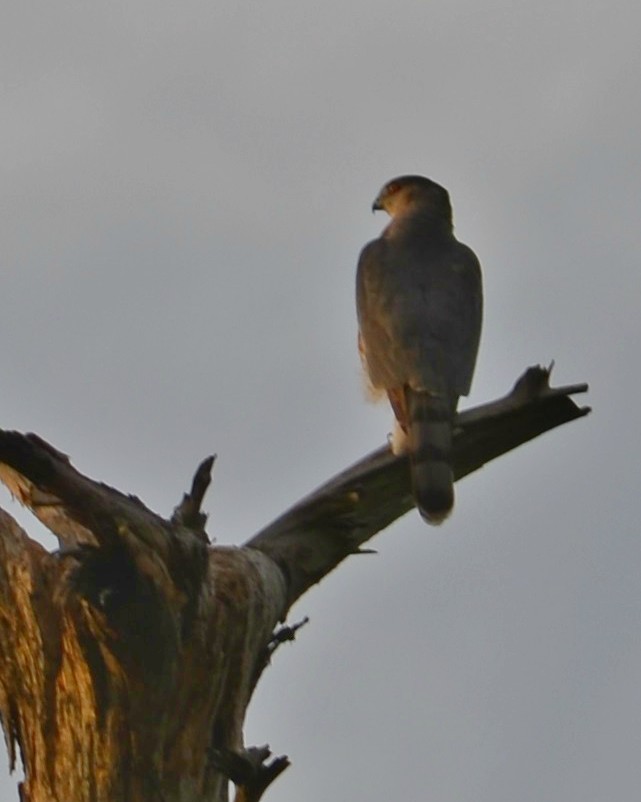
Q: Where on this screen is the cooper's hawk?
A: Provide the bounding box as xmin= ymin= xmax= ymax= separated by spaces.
xmin=356 ymin=175 xmax=483 ymax=524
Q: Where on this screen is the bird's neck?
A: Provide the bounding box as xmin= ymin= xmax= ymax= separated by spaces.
xmin=384 ymin=208 xmax=453 ymax=241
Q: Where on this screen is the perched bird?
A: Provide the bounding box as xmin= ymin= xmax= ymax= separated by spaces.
xmin=356 ymin=175 xmax=483 ymax=524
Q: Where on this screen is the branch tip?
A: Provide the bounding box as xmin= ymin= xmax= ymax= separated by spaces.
xmin=170 ymin=454 xmax=217 ymax=541
xmin=268 ymin=616 xmax=310 ymax=656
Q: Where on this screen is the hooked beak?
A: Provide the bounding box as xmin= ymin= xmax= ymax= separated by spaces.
xmin=371 ymin=196 xmax=384 ymax=213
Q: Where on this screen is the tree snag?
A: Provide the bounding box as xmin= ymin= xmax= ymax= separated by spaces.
xmin=0 ymin=365 xmax=589 ymax=802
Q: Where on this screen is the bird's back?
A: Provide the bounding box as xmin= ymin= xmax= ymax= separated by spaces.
xmin=357 ymin=226 xmax=482 ymax=398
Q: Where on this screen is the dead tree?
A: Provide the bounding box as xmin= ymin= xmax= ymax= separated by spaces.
xmin=0 ymin=366 xmax=589 ymax=802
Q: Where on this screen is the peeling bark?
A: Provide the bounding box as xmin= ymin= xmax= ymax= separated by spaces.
xmin=0 ymin=366 xmax=589 ymax=801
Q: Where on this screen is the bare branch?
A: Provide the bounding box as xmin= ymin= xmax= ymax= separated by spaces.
xmin=267 ymin=616 xmax=310 ymax=657
xmin=0 ymin=431 xmax=173 ymax=554
xmin=210 ymin=745 xmax=290 ymax=802
xmin=246 ymin=365 xmax=590 ymax=607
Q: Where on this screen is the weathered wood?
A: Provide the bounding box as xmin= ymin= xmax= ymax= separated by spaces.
xmin=0 ymin=365 xmax=589 ymax=801
xmin=0 ymin=454 xmax=287 ymax=802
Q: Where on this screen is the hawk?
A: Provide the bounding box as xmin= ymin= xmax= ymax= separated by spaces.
xmin=356 ymin=175 xmax=483 ymax=524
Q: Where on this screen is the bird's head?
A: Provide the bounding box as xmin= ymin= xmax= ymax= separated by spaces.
xmin=372 ymin=175 xmax=452 ymax=222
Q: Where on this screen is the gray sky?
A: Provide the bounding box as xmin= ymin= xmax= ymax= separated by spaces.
xmin=2 ymin=1 xmax=640 ymax=800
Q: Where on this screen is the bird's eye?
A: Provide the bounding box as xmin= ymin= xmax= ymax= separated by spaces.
xmin=386 ymin=182 xmax=400 ymax=196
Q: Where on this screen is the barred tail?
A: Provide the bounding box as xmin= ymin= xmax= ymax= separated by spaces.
xmin=405 ymin=388 xmax=454 ymax=525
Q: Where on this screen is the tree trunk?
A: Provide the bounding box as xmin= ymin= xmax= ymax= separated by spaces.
xmin=0 ymin=366 xmax=589 ymax=802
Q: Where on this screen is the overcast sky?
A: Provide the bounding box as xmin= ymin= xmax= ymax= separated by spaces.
xmin=2 ymin=1 xmax=640 ymax=800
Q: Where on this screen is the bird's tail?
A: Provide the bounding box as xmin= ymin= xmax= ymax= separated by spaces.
xmin=405 ymin=388 xmax=454 ymax=525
